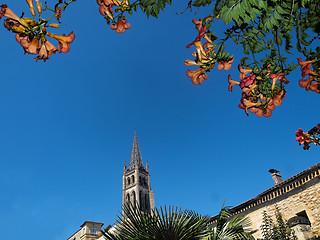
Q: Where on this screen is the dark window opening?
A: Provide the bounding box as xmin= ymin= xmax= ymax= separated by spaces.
xmin=296 ymin=210 xmax=310 ymax=222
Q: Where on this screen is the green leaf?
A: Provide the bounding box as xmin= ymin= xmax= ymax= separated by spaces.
xmin=274 ymin=9 xmax=282 ymax=20
xmin=276 ymin=6 xmax=288 ymax=15
xmin=221 ymin=6 xmax=233 ymax=24
xmin=256 ymin=0 xmax=267 ymax=9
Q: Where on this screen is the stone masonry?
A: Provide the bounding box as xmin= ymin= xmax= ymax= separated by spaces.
xmin=211 ymin=163 xmax=320 ymax=239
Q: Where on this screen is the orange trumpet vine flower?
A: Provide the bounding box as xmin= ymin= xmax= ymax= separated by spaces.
xmin=310 ymin=82 xmax=320 ymax=93
xmin=218 ymin=58 xmax=234 ymax=71
xmin=270 ymin=73 xmax=285 ymax=90
xmin=110 ymin=17 xmax=131 ymax=33
xmin=238 ymin=65 xmax=253 ymax=80
xmin=227 ymin=75 xmax=239 ymax=92
xmin=47 ymin=31 xmax=76 ymax=53
xmin=299 ymin=76 xmax=314 ymax=91
xmin=272 ymin=90 xmax=285 ymax=106
xmin=186 ymin=68 xmax=208 ymax=85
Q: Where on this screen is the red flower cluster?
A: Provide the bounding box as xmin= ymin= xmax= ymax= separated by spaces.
xmin=97 ymin=0 xmax=131 ymax=33
xmin=0 ymin=2 xmax=75 ymax=62
xmin=295 ymin=124 xmax=320 ymax=150
xmin=228 ymin=65 xmax=286 ymax=118
xmin=297 ymin=58 xmax=319 ymax=93
xmin=185 ymin=18 xmax=234 ymax=85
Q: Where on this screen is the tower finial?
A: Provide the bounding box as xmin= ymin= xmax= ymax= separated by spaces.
xmin=129 ymin=131 xmax=143 ymax=168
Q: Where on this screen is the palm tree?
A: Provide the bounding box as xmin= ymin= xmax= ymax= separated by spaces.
xmin=102 ymin=204 xmax=255 ymax=240
xmin=102 ymin=203 xmax=211 ymax=240
xmin=207 ymin=206 xmax=255 ymax=240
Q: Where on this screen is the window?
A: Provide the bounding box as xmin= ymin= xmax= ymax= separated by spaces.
xmin=132 ymin=191 xmax=136 ymax=206
xmin=90 ymin=226 xmax=97 ymax=234
xmin=145 ymin=193 xmax=148 ymax=211
xmin=296 ymin=210 xmax=310 ymax=222
xmin=132 ymin=175 xmax=135 ymax=183
xmin=139 ymin=190 xmax=143 ymax=211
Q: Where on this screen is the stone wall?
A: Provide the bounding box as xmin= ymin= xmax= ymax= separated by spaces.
xmin=242 ymin=177 xmax=320 ymax=239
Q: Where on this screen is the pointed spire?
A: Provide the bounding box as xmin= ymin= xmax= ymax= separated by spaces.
xmin=129 ymin=131 xmax=143 ymax=168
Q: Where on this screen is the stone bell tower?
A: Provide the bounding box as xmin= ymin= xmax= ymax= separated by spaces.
xmin=122 ymin=132 xmax=155 ymax=212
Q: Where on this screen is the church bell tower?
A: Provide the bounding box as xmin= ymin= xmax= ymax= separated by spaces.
xmin=122 ymin=132 xmax=155 ymax=212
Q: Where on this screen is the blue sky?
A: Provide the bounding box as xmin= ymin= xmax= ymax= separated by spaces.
xmin=0 ymin=1 xmax=319 ymax=240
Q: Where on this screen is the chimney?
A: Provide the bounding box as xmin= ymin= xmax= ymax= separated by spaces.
xmin=269 ymin=169 xmax=283 ymax=185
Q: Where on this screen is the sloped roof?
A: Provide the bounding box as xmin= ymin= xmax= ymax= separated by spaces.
xmin=211 ymin=162 xmax=320 ymax=221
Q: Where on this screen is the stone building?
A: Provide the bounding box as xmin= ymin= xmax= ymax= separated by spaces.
xmin=67 ymin=132 xmax=155 ymax=240
xmin=67 ymin=221 xmax=105 ymax=240
xmin=211 ymin=163 xmax=320 ymax=240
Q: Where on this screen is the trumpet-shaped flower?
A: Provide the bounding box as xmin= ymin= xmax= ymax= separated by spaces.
xmin=193 ymin=41 xmax=208 ymax=62
xmin=227 ymin=75 xmax=239 ymax=92
xmin=247 ymin=103 xmax=273 ymax=118
xmin=98 ymin=0 xmax=114 ymax=20
xmin=110 ymin=18 xmax=131 ymax=33
xmin=238 ymin=65 xmax=253 ymax=80
xmin=297 ymin=58 xmax=318 ymax=77
xmin=184 ymin=59 xmax=198 ymax=66
xmin=35 ymin=40 xmax=49 ymax=62
xmin=272 ymin=90 xmax=285 ymax=106
xmin=270 ymin=73 xmax=285 ymax=90
xmin=47 ymin=31 xmax=75 ymax=53
xmin=44 ymin=39 xmax=57 ymax=56
xmin=218 ymin=58 xmax=234 ymax=71
xmin=0 ymin=4 xmax=20 ymax=21
xmin=26 ymin=35 xmax=40 ymax=54
xmin=15 ymin=33 xmax=31 ymax=50
xmin=34 ymin=39 xmax=57 ymax=62
xmin=241 ymin=98 xmax=260 ymax=116
xmin=186 ymin=19 xmax=207 ymax=48
xmin=310 ymin=81 xmax=320 ymax=93
xmin=186 ymin=68 xmax=208 ymax=85
xmin=299 ymin=76 xmax=314 ymax=91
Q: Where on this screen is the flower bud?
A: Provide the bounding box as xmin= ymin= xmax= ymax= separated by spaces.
xmin=35 ymin=0 xmax=42 ymax=14
xmin=46 ymin=32 xmax=54 ymax=38
xmin=30 ymin=6 xmax=36 ymax=16
xmin=26 ymin=0 xmax=36 ymax=16
xmin=48 ymin=23 xmax=59 ymax=28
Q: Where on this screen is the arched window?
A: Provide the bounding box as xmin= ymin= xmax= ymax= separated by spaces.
xmin=145 ymin=193 xmax=149 ymax=211
xmin=132 ymin=175 xmax=135 ymax=183
xmin=127 ymin=177 xmax=130 ymax=185
xmin=127 ymin=193 xmax=130 ymax=203
xmin=139 ymin=190 xmax=143 ymax=211
xmin=139 ymin=176 xmax=141 ymax=185
xmin=132 ymin=191 xmax=136 ymax=207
